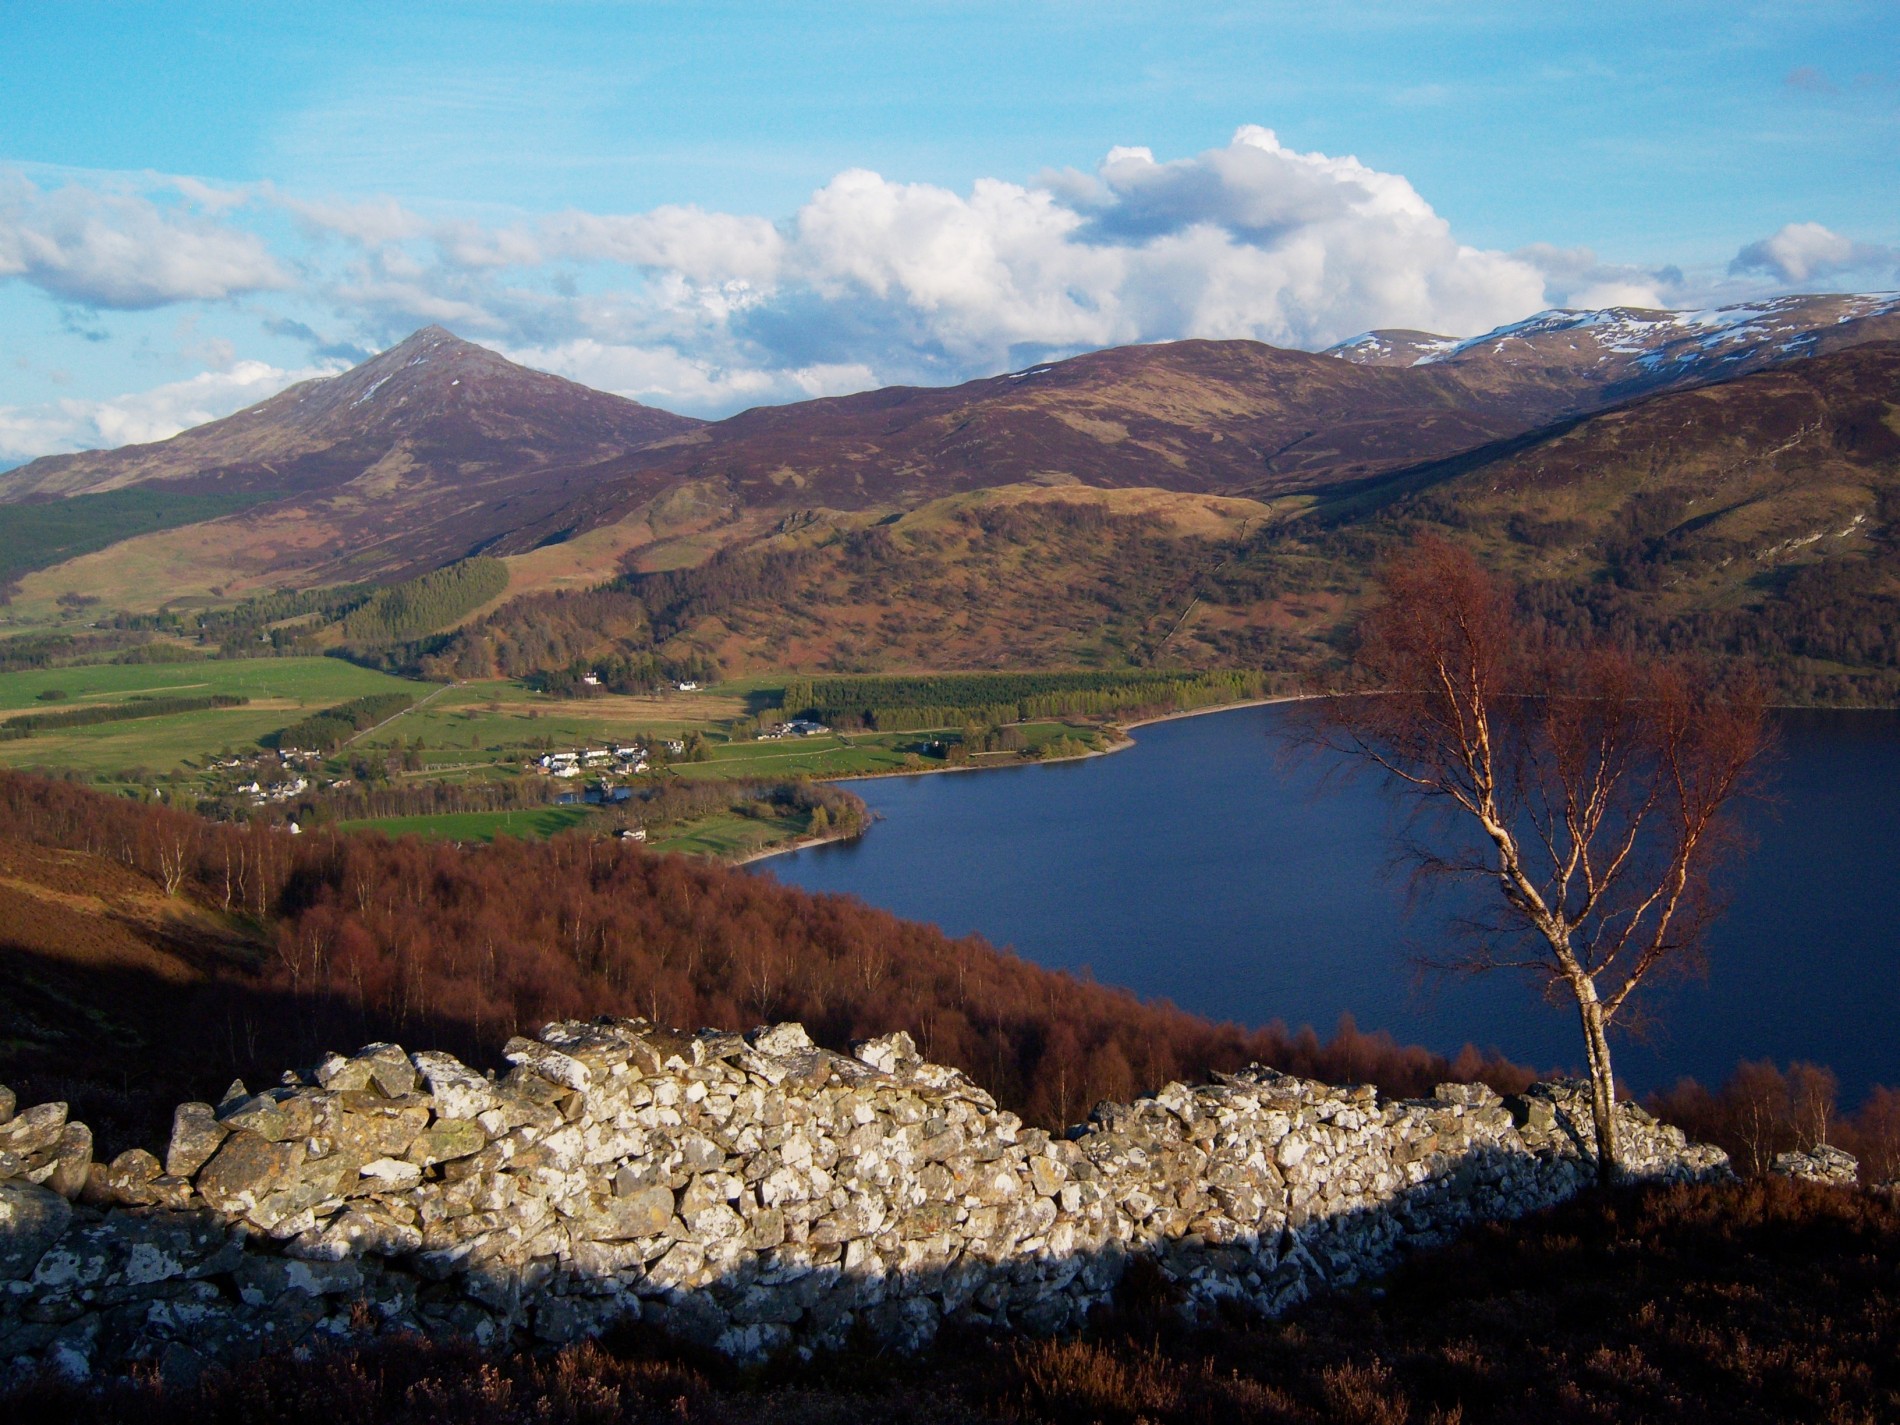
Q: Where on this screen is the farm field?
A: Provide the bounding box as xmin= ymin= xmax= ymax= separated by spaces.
xmin=0 ymin=659 xmax=440 ymax=777
xmin=0 ymin=653 xmax=1127 ymax=860
xmin=670 ymin=719 xmax=1103 ymax=781
xmin=0 ymin=657 xmax=424 ymax=712
xmin=648 ymin=808 xmax=812 ymax=858
xmin=348 ymin=679 xmax=746 ymax=769
xmin=336 ymin=805 xmax=596 ymax=842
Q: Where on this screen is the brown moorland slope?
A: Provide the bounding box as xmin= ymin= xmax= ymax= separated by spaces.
xmin=0 ymin=329 xmax=702 ymax=591
xmin=10 ymin=294 xmax=1897 ymax=621
xmin=1355 ymin=339 xmax=1900 ymax=700
xmin=494 ymin=294 xmax=1900 ymax=553
xmin=439 ymin=487 xmax=1319 ymax=678
xmin=454 ymin=340 xmax=1900 ymax=697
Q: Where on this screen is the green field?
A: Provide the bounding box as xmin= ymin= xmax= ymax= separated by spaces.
xmin=0 ymin=657 xmax=426 ymax=712
xmin=673 ymin=733 xmax=924 ymax=780
xmin=349 ymin=680 xmax=710 ymax=770
xmin=284 ymin=676 xmax=1109 ymax=786
xmin=672 ymin=719 xmax=1102 ymax=781
xmin=0 ymin=658 xmax=438 ymax=774
xmin=334 ymin=804 xmax=814 ymax=859
xmin=336 ymin=805 xmax=596 ymax=842
xmin=648 ymin=810 xmax=811 ymax=858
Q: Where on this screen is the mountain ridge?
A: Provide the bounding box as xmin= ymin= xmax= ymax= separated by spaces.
xmin=5 ymin=294 xmax=1898 ymax=625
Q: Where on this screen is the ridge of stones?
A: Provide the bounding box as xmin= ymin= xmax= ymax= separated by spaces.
xmin=0 ymin=1017 xmax=1752 ymax=1382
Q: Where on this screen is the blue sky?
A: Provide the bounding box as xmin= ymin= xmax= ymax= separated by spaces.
xmin=2 ymin=1 xmax=1895 ymax=459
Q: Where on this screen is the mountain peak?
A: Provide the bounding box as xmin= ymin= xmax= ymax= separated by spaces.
xmin=379 ymin=325 xmax=481 ymax=359
xmin=0 ymin=323 xmax=703 ymax=581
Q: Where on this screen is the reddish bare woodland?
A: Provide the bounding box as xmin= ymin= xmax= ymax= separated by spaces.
xmin=1652 ymin=1061 xmax=1900 ymax=1184
xmin=0 ymin=771 xmax=1532 ymax=1140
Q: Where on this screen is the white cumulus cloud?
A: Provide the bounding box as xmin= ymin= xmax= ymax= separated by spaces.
xmin=765 ymin=127 xmax=1549 ymax=369
xmin=256 ymin=127 xmax=1553 ymax=397
xmin=1729 ymin=222 xmax=1898 ymax=285
xmin=15 ymin=132 xmax=1898 ymax=454
xmin=502 ymin=338 xmax=875 ymax=414
xmin=0 ymin=172 xmax=290 ymax=309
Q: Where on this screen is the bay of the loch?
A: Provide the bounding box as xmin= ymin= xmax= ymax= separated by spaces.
xmin=761 ymin=703 xmax=1900 ymax=1105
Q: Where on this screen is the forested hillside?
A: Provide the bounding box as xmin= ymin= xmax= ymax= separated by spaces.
xmin=339 ymin=557 xmax=510 ymax=644
xmin=427 ymin=494 xmax=1329 ymax=679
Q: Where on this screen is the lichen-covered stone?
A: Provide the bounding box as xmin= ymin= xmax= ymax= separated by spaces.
xmin=194 ymin=1131 xmax=306 ymax=1216
xmin=411 ymin=1051 xmax=501 ymax=1120
xmin=165 ymin=1103 xmax=228 ymax=1180
xmin=96 ymin=1150 xmax=163 ymax=1208
xmin=503 ymin=1036 xmax=593 ymax=1092
xmin=405 ymin=1119 xmax=487 ymax=1167
xmin=0 ymin=1102 xmax=67 ymax=1158
xmin=42 ymin=1124 xmax=93 ymax=1201
xmin=1771 ymin=1143 xmax=1858 ymax=1186
xmin=0 ymin=1181 xmax=73 ymax=1280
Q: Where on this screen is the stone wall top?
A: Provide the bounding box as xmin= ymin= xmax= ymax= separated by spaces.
xmin=1 ymin=1017 xmax=1732 ymax=1381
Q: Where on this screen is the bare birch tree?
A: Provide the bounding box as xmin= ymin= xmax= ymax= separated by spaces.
xmin=1312 ymin=536 xmax=1767 ymax=1181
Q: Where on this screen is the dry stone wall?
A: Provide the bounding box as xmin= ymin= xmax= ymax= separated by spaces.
xmin=0 ymin=1017 xmax=1731 ymax=1382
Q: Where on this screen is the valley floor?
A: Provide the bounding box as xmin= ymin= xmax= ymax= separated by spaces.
xmin=0 ymin=655 xmax=1280 ymax=863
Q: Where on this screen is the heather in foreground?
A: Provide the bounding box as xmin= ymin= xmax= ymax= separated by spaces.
xmin=6 ymin=1178 xmax=1894 ymax=1425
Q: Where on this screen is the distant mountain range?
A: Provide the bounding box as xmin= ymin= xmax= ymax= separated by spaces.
xmin=3 ymin=294 xmax=1896 ymax=695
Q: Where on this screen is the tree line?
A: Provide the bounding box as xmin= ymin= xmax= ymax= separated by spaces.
xmin=783 ymin=669 xmax=1272 ymax=731
xmin=1653 ymin=1059 xmax=1900 ymax=1184
xmin=0 ymin=693 xmax=246 ymax=741
xmin=267 ymin=692 xmax=416 ymax=752
xmin=534 ymin=650 xmax=720 ymax=698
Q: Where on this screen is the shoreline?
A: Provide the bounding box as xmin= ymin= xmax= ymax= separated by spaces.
xmin=822 ymin=691 xmax=1315 ymax=784
xmin=729 ymin=692 xmax=1313 ymax=865
xmin=1116 ymin=691 xmax=1314 ymax=733
xmin=728 ymin=824 xmax=867 ymax=867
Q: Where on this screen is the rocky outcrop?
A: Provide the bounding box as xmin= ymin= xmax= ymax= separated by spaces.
xmin=1770 ymin=1143 xmax=1860 ymax=1187
xmin=0 ymin=1018 xmax=1730 ymax=1382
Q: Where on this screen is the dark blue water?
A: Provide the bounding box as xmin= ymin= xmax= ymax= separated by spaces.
xmin=762 ymin=705 xmax=1900 ymax=1103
